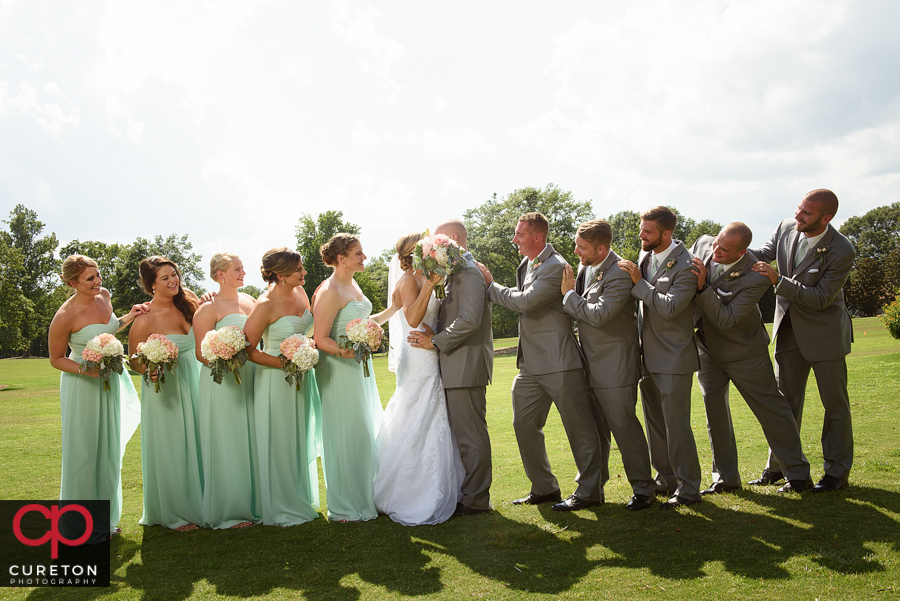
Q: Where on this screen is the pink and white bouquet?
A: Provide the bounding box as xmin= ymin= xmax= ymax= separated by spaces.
xmin=412 ymin=233 xmax=466 ymax=298
xmin=336 ymin=318 xmax=384 ymax=377
xmin=200 ymin=325 xmax=250 ymax=385
xmin=131 ymin=334 xmax=179 ymax=394
xmin=279 ymin=334 xmax=320 ymax=391
xmin=80 ymin=333 xmax=126 ymax=391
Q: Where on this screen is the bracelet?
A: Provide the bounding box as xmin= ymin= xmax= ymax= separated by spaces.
xmin=424 ymin=282 xmax=434 ymax=288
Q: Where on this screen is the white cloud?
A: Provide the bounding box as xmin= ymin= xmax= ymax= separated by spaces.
xmin=16 ymin=54 xmax=42 ymax=72
xmin=435 ymin=96 xmax=447 ymax=116
xmin=329 ymin=0 xmax=405 ymax=102
xmin=0 ymin=80 xmax=80 ymax=135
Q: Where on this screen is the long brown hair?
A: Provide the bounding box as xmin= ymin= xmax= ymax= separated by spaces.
xmin=139 ymin=256 xmax=199 ymax=324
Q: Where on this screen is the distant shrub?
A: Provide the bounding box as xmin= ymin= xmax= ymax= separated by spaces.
xmin=882 ymin=295 xmax=900 ymax=340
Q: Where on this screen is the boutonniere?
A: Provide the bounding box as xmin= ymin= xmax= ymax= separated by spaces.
xmin=594 ymin=270 xmax=604 ymax=282
xmin=725 ymin=270 xmax=742 ymax=282
xmin=815 ymin=245 xmax=830 ymax=264
xmin=530 ymin=257 xmax=542 ymax=270
xmin=665 ymin=259 xmax=675 ymax=273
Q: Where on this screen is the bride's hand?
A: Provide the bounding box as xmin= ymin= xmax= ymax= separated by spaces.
xmin=427 ymin=272 xmax=444 ymax=287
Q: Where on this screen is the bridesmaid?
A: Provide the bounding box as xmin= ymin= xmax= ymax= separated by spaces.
xmin=193 ymin=252 xmax=261 ymax=529
xmin=128 ymin=256 xmax=203 ymax=531
xmin=312 ymin=234 xmax=396 ymax=522
xmin=244 ymin=247 xmax=321 ymax=526
xmin=47 ymin=255 xmax=144 ymax=542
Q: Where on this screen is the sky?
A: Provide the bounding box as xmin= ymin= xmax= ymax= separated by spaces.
xmin=2 ymin=0 xmax=899 ymax=290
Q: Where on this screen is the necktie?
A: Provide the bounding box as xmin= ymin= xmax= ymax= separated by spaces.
xmin=584 ymin=266 xmax=594 ymax=285
xmin=714 ymin=264 xmax=724 ymax=280
xmin=651 ymin=254 xmax=658 ymax=277
xmin=794 ymin=237 xmax=809 ymax=269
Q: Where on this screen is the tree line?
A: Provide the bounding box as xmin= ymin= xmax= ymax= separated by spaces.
xmin=3 ymin=189 xmax=899 ymax=358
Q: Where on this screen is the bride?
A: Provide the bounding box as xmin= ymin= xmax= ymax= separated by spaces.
xmin=373 ymin=232 xmax=463 ymax=525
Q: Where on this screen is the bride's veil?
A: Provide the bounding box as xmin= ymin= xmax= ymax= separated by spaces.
xmin=387 ymin=253 xmax=403 ymax=372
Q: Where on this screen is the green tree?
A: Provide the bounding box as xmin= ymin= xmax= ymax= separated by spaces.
xmin=882 ymin=293 xmax=900 ymax=339
xmin=607 ymin=210 xmax=642 ymax=262
xmin=0 ymin=237 xmax=34 ymax=356
xmin=844 ymin=257 xmax=889 ymax=317
xmin=840 ymin=202 xmax=900 ymax=263
xmin=1 ymin=205 xmax=60 ymax=357
xmin=239 ymin=285 xmax=265 ymax=299
xmin=465 ymin=185 xmax=594 ymax=337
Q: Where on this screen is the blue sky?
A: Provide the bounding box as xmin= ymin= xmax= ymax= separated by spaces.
xmin=2 ymin=0 xmax=899 ymax=290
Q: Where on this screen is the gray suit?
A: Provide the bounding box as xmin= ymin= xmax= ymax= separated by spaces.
xmin=630 ymin=241 xmax=703 ymax=500
xmin=750 ymin=220 xmax=855 ymax=480
xmin=488 ymin=243 xmax=605 ymax=501
xmin=563 ymin=250 xmax=654 ymax=498
xmin=433 ymin=252 xmax=494 ymax=510
xmin=691 ymin=235 xmax=810 ymax=486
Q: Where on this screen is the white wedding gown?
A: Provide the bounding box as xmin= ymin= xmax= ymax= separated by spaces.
xmin=373 ymin=295 xmax=463 ymax=525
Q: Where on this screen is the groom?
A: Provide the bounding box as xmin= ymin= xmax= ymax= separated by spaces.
xmin=408 ymin=219 xmax=494 ymax=516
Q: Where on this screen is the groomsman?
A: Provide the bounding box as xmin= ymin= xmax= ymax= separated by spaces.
xmin=750 ymin=189 xmax=855 ymax=492
xmin=618 ymin=206 xmax=703 ymax=509
xmin=561 ymin=219 xmax=656 ymax=511
xmin=478 ymin=212 xmax=606 ymax=511
xmin=690 ymin=223 xmax=812 ymax=494
xmin=408 ymin=219 xmax=494 ymax=516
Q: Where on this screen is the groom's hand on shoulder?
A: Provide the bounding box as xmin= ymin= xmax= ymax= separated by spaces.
xmin=476 ymin=262 xmax=493 ymax=285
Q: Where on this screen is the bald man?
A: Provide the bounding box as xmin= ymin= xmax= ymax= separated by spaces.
xmin=750 ymin=189 xmax=855 ymax=493
xmin=690 ymin=223 xmax=811 ymax=495
xmin=408 ymin=219 xmax=494 ymax=515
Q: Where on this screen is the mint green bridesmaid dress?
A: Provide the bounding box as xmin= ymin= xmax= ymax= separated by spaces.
xmin=316 ymin=299 xmax=384 ymax=522
xmin=139 ymin=331 xmax=203 ymax=528
xmin=199 ymin=314 xmax=262 ymax=528
xmin=59 ymin=313 xmax=141 ymax=542
xmin=254 ymin=311 xmax=322 ymax=525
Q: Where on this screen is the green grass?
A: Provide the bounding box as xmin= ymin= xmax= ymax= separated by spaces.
xmin=1 ymin=317 xmax=899 ymax=600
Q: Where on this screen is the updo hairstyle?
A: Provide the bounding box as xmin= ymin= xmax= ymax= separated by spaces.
xmin=60 ymin=255 xmax=99 ymax=291
xmin=260 ymin=247 xmax=303 ymax=284
xmin=139 ymin=256 xmax=199 ymax=323
xmin=395 ymin=232 xmax=423 ymax=272
xmin=209 ymin=252 xmax=239 ymax=281
xmin=320 ymin=233 xmax=360 ymax=267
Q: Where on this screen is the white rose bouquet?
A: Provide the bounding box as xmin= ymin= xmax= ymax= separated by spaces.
xmin=279 ymin=334 xmax=320 ymax=391
xmin=412 ymin=233 xmax=466 ymax=298
xmin=336 ymin=318 xmax=384 ymax=377
xmin=201 ymin=325 xmax=250 ymax=385
xmin=80 ymin=332 xmax=126 ymax=391
xmin=131 ymin=333 xmax=180 ymax=394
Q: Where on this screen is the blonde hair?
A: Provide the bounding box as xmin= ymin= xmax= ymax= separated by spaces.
xmin=260 ymin=247 xmax=302 ymax=284
xmin=395 ymin=232 xmax=423 ymax=272
xmin=320 ymin=233 xmax=360 ymax=267
xmin=60 ymin=255 xmax=98 ymax=291
xmin=209 ymin=252 xmax=239 ymax=281
xmin=577 ymin=219 xmax=612 ymax=248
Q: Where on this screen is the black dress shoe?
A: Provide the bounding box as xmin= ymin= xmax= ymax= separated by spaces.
xmin=810 ymin=474 xmax=847 ymax=493
xmin=748 ymin=470 xmax=784 ymax=486
xmin=777 ymin=479 xmax=811 ymax=493
xmin=551 ymin=494 xmax=603 ymax=511
xmin=512 ymin=490 xmax=562 ymax=505
xmin=659 ymin=496 xmax=702 ymax=510
xmin=700 ymin=483 xmax=742 ymax=495
xmin=625 ymin=494 xmax=654 ymax=511
xmin=453 ymin=503 xmax=488 ymax=517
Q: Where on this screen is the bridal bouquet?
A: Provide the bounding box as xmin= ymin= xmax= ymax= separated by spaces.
xmin=412 ymin=233 xmax=465 ymax=298
xmin=336 ymin=318 xmax=383 ymax=377
xmin=80 ymin=333 xmax=126 ymax=391
xmin=201 ymin=325 xmax=250 ymax=385
xmin=279 ymin=334 xmax=320 ymax=391
xmin=131 ymin=334 xmax=179 ymax=394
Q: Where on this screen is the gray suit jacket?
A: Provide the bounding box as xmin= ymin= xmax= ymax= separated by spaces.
xmin=630 ymin=241 xmax=699 ymax=375
xmin=750 ymin=220 xmax=855 ymax=362
xmin=562 ymin=250 xmax=641 ymax=389
xmin=488 ymin=243 xmax=582 ymax=375
xmin=433 ymin=253 xmax=494 ymax=388
xmin=691 ymin=235 xmax=771 ymax=363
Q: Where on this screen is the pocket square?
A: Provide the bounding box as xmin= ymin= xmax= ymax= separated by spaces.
xmin=657 ymin=277 xmax=670 ymax=283
xmin=716 ymin=289 xmax=733 ymax=296
xmin=808 ymin=268 xmax=819 ymax=273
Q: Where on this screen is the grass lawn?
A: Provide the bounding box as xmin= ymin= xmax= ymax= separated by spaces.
xmin=1 ymin=317 xmax=899 ymax=600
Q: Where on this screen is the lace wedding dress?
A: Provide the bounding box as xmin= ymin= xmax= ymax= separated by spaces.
xmin=373 ymin=295 xmax=463 ymax=525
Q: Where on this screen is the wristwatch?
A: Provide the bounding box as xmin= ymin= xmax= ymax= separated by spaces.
xmin=431 ymin=337 xmax=436 ymax=347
